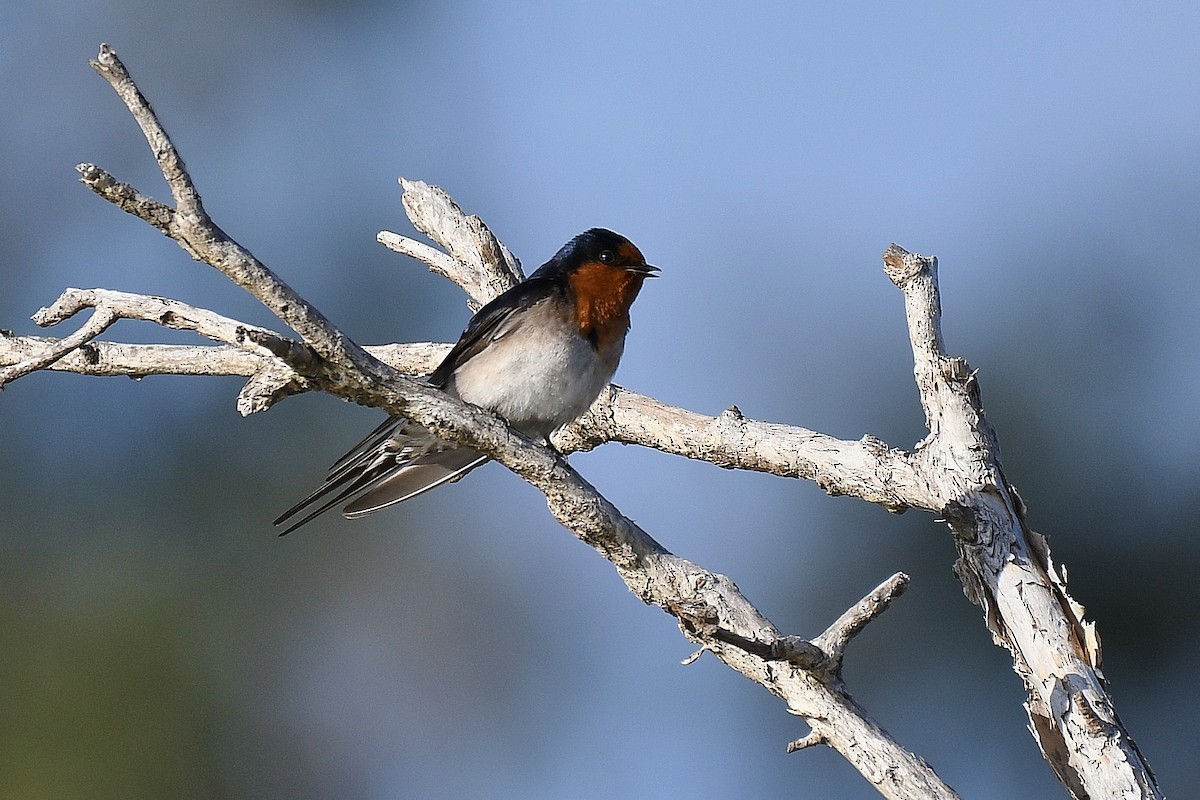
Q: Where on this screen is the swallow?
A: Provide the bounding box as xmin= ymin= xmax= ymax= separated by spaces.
xmin=274 ymin=227 xmax=658 ymax=534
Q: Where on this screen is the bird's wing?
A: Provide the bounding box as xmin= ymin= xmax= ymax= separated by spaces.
xmin=429 ymin=275 xmax=559 ymax=387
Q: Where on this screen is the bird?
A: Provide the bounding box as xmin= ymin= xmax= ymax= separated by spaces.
xmin=274 ymin=227 xmax=658 ymax=535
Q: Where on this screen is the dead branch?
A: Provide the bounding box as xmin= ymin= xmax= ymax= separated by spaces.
xmin=881 ymin=246 xmax=1158 ymax=799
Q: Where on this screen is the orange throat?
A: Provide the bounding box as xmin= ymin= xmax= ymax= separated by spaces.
xmin=567 ymin=262 xmax=644 ymax=350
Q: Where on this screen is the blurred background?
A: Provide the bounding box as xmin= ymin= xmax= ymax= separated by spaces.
xmin=2 ymin=2 xmax=1197 ymax=798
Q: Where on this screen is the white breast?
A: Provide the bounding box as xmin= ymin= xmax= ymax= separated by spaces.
xmin=445 ymin=301 xmax=624 ymax=439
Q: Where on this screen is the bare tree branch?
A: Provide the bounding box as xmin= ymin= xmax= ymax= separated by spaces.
xmin=0 ymin=331 xmax=445 ymax=383
xmin=813 ymin=571 xmax=911 ymax=673
xmin=0 ymin=304 xmax=118 ymax=385
xmin=82 ymin=44 xmax=379 ymax=388
xmin=564 ymin=388 xmax=924 ymax=511
xmin=76 ymin=163 xmax=175 ymax=232
xmin=395 ymin=177 xmax=524 ymax=303
xmin=0 ymin=42 xmax=1164 ymax=799
xmin=881 ymin=245 xmax=1160 ymax=799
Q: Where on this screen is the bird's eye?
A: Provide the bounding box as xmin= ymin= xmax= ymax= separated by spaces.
xmin=598 ymin=249 xmax=616 ymax=264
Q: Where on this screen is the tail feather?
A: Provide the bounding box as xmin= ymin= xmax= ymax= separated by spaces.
xmin=326 ymin=416 xmax=403 ymax=476
xmin=273 ymin=455 xmax=373 ymax=530
xmin=273 ymin=414 xmax=422 ymax=535
xmin=273 ymin=467 xmax=393 ymax=536
xmin=344 ymin=449 xmax=488 ymax=517
xmin=274 ymin=413 xmax=488 ymax=534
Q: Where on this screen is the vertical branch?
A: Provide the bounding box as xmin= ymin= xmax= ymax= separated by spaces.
xmin=883 ymin=244 xmax=1160 ymax=800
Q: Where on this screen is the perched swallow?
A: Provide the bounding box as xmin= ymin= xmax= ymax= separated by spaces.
xmin=274 ymin=227 xmax=658 ymax=534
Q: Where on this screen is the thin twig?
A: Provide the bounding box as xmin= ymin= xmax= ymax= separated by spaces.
xmin=33 ymin=288 xmax=292 ymax=353
xmin=786 ymin=731 xmax=828 ymax=754
xmin=813 ymin=572 xmax=910 ymax=669
xmin=0 ymin=306 xmax=117 ymax=387
xmin=76 ymin=163 xmax=175 ymax=232
xmin=377 ymin=231 xmax=475 ymax=299
xmin=89 ymin=44 xmax=205 ymax=218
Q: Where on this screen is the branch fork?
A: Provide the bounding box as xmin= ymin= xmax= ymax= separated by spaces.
xmin=682 ymin=572 xmax=910 ymax=683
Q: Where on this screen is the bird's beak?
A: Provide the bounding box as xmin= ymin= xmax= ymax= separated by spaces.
xmin=628 ymin=263 xmax=661 ymax=277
